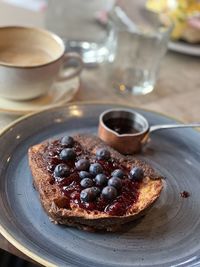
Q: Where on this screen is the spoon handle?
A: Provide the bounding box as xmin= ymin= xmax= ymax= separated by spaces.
xmin=149 ymin=123 xmax=200 ymax=133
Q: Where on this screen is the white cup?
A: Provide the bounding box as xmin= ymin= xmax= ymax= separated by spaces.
xmin=0 ymin=26 xmax=83 ymax=100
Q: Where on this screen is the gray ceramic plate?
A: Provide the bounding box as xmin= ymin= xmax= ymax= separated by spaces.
xmin=0 ymin=103 xmax=200 ymax=267
xmin=169 ymin=41 xmax=200 ymax=56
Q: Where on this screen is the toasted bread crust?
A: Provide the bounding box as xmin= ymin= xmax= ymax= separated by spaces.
xmin=28 ymin=134 xmax=163 ymax=231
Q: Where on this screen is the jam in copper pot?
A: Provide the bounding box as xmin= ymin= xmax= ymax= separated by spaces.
xmin=105 ymin=118 xmax=140 ymax=135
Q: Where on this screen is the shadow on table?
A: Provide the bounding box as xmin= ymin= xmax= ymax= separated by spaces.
xmin=0 ymin=248 xmax=39 ymax=267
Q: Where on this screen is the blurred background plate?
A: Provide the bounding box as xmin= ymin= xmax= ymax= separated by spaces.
xmin=169 ymin=41 xmax=200 ymax=56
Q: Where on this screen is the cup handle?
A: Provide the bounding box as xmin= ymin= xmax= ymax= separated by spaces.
xmin=57 ymin=52 xmax=83 ymax=82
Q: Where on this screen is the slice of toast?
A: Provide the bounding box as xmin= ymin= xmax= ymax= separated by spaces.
xmin=28 ymin=134 xmax=163 ymax=232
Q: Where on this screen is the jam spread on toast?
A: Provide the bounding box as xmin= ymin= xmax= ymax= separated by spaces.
xmin=44 ymin=136 xmax=143 ymax=216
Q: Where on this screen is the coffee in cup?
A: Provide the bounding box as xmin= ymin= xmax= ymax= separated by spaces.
xmin=0 ymin=47 xmax=53 ymax=66
xmin=0 ymin=26 xmax=83 ymax=100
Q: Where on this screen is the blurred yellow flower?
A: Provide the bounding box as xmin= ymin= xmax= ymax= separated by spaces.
xmin=146 ymin=0 xmax=200 ymax=39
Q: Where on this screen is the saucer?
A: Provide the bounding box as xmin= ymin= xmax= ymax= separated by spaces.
xmin=0 ymin=77 xmax=80 ymax=115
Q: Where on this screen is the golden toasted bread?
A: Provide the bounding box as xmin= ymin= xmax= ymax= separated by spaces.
xmin=28 ymin=134 xmax=163 ymax=232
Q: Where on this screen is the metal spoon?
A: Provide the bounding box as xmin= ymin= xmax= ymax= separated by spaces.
xmin=150 ymin=123 xmax=200 ymax=133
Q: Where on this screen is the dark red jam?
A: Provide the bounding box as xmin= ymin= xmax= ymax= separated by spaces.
xmin=104 ymin=118 xmax=140 ymax=135
xmin=44 ymin=139 xmax=141 ymax=216
xmin=180 ymin=191 xmax=190 ymax=198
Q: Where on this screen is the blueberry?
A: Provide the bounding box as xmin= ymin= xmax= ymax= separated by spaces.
xmin=60 ymin=148 xmax=76 ymax=161
xmin=101 ymin=186 xmax=117 ymax=201
xmin=80 ymin=178 xmax=94 ymax=188
xmin=95 ymin=174 xmax=107 ymax=186
xmin=80 ymin=187 xmax=97 ymax=202
xmin=61 ymin=136 xmax=74 ymax=147
xmin=111 ymin=169 xmax=125 ymax=179
xmin=130 ymin=167 xmax=144 ymax=181
xmin=79 ymin=171 xmax=92 ymax=179
xmin=92 ymin=186 xmax=101 ymax=197
xmin=96 ymin=148 xmax=111 ymax=160
xmin=54 ymin=163 xmax=70 ymax=177
xmin=89 ymin=163 xmax=103 ymax=175
xmin=75 ymin=159 xmax=90 ymax=171
xmin=108 ymin=177 xmax=122 ymax=190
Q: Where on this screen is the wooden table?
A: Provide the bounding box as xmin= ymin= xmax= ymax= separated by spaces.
xmin=0 ymin=1 xmax=199 ymax=265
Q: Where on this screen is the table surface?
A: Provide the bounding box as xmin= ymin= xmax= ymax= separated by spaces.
xmin=0 ymin=0 xmax=199 ymax=265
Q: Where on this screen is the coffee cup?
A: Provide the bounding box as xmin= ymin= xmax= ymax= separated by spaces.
xmin=0 ymin=26 xmax=83 ymax=101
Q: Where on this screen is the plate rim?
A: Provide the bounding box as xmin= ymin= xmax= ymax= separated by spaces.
xmin=0 ymin=101 xmax=187 ymax=137
xmin=0 ymin=224 xmax=56 ymax=267
xmin=0 ymin=101 xmax=198 ymax=266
